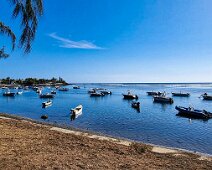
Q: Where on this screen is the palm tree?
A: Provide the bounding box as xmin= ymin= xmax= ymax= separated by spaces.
xmin=0 ymin=0 xmax=43 ymax=59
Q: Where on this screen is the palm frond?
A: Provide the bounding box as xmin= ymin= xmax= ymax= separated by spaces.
xmin=9 ymin=0 xmax=43 ymax=53
xmin=0 ymin=47 xmax=9 ymax=59
xmin=0 ymin=22 xmax=16 ymax=50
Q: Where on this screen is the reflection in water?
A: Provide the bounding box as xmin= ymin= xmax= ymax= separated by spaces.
xmin=176 ymin=114 xmax=209 ymax=123
xmin=152 ymin=102 xmax=169 ymax=111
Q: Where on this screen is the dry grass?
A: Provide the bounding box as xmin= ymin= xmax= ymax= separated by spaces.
xmin=0 ymin=115 xmax=212 ymax=170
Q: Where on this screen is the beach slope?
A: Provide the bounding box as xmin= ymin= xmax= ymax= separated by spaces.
xmin=0 ymin=114 xmax=211 ymax=169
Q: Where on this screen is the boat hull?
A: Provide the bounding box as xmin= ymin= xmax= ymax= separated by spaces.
xmin=172 ymin=93 xmax=190 ymax=97
xmin=202 ymin=95 xmax=212 ymax=100
xmin=3 ymin=93 xmax=15 ymax=97
xmin=42 ymin=101 xmax=52 ymax=107
xmin=90 ymin=93 xmax=104 ymax=97
xmin=71 ymin=105 xmax=83 ymax=120
xmin=147 ymin=92 xmax=161 ymax=96
xmin=153 ymin=96 xmax=174 ymax=104
xmin=175 ymin=106 xmax=212 ymax=119
xmin=40 ymin=94 xmax=54 ymax=98
xmin=123 ymin=94 xmax=138 ymax=99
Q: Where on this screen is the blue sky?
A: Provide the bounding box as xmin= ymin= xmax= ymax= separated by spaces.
xmin=0 ymin=0 xmax=212 ymax=83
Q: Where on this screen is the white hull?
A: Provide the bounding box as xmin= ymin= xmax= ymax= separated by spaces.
xmin=71 ymin=105 xmax=83 ymax=120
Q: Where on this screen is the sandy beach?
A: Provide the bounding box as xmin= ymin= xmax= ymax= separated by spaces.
xmin=0 ymin=113 xmax=212 ymax=169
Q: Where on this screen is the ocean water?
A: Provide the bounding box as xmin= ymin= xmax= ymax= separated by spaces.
xmin=0 ymin=83 xmax=212 ymax=155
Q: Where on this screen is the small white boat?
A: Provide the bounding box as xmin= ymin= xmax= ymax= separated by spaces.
xmin=51 ymin=90 xmax=56 ymax=94
xmin=71 ymin=105 xmax=83 ymax=120
xmin=42 ymin=100 xmax=52 ymax=107
xmin=90 ymin=92 xmax=104 ymax=97
xmin=16 ymin=91 xmax=23 ymax=95
xmin=88 ymin=89 xmax=96 ymax=93
xmin=36 ymin=89 xmax=42 ymax=94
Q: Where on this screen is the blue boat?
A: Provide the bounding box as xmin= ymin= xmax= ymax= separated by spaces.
xmin=175 ymin=106 xmax=212 ymax=119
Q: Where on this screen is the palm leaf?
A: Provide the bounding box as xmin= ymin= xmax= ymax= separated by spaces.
xmin=0 ymin=22 xmax=16 ymax=50
xmin=9 ymin=0 xmax=43 ymax=53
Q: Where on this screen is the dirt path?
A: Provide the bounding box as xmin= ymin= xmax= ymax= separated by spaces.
xmin=0 ymin=115 xmax=211 ymax=170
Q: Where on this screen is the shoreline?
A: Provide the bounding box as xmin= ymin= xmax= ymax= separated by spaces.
xmin=1 ymin=112 xmax=212 ymax=158
xmin=1 ymin=113 xmax=212 ymax=169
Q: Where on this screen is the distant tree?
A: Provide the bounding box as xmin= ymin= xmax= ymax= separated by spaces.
xmin=0 ymin=0 xmax=43 ymax=59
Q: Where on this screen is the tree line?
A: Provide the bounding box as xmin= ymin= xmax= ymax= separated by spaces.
xmin=0 ymin=77 xmax=68 ymax=86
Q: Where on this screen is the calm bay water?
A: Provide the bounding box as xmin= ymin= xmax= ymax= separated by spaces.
xmin=0 ymin=83 xmax=212 ymax=155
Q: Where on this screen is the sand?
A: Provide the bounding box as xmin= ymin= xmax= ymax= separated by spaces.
xmin=0 ymin=114 xmax=212 ymax=169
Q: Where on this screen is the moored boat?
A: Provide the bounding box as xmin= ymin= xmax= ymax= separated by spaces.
xmin=90 ymin=92 xmax=104 ymax=97
xmin=100 ymin=90 xmax=112 ymax=95
xmin=42 ymin=100 xmax=52 ymax=107
xmin=51 ymin=90 xmax=56 ymax=94
xmin=3 ymin=92 xmax=16 ymax=97
xmin=147 ymin=91 xmax=162 ymax=96
xmin=59 ymin=87 xmax=69 ymax=91
xmin=175 ymin=106 xmax=212 ymax=119
xmin=131 ymin=102 xmax=140 ymax=109
xmin=88 ymin=89 xmax=96 ymax=93
xmin=73 ymin=86 xmax=80 ymax=89
xmin=172 ymin=92 xmax=190 ymax=97
xmin=36 ymin=89 xmax=42 ymax=94
xmin=201 ymin=93 xmax=212 ymax=100
xmin=16 ymin=91 xmax=23 ymax=95
xmin=123 ymin=91 xmax=138 ymax=99
xmin=40 ymin=93 xmax=54 ymax=98
xmin=153 ymin=95 xmax=174 ymax=104
xmin=70 ymin=105 xmax=83 ymax=120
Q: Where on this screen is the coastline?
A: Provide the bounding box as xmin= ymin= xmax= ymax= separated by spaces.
xmin=0 ymin=112 xmax=211 ymax=157
xmin=1 ymin=113 xmax=212 ymax=169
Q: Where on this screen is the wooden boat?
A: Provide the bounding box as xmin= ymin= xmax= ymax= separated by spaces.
xmin=172 ymin=92 xmax=190 ymax=97
xmin=131 ymin=102 xmax=140 ymax=109
xmin=201 ymin=93 xmax=212 ymax=100
xmin=3 ymin=92 xmax=16 ymax=97
xmin=51 ymin=91 xmax=56 ymax=94
xmin=147 ymin=91 xmax=162 ymax=96
xmin=40 ymin=93 xmax=54 ymax=98
xmin=175 ymin=106 xmax=212 ymax=119
xmin=153 ymin=95 xmax=174 ymax=104
xmin=42 ymin=100 xmax=52 ymax=107
xmin=73 ymin=86 xmax=80 ymax=89
xmin=123 ymin=92 xmax=138 ymax=99
xmin=16 ymin=91 xmax=23 ymax=95
xmin=58 ymin=87 xmax=69 ymax=91
xmin=71 ymin=105 xmax=83 ymax=120
xmin=90 ymin=92 xmax=104 ymax=97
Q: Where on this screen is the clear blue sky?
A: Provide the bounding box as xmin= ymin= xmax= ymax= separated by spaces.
xmin=0 ymin=0 xmax=212 ymax=83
